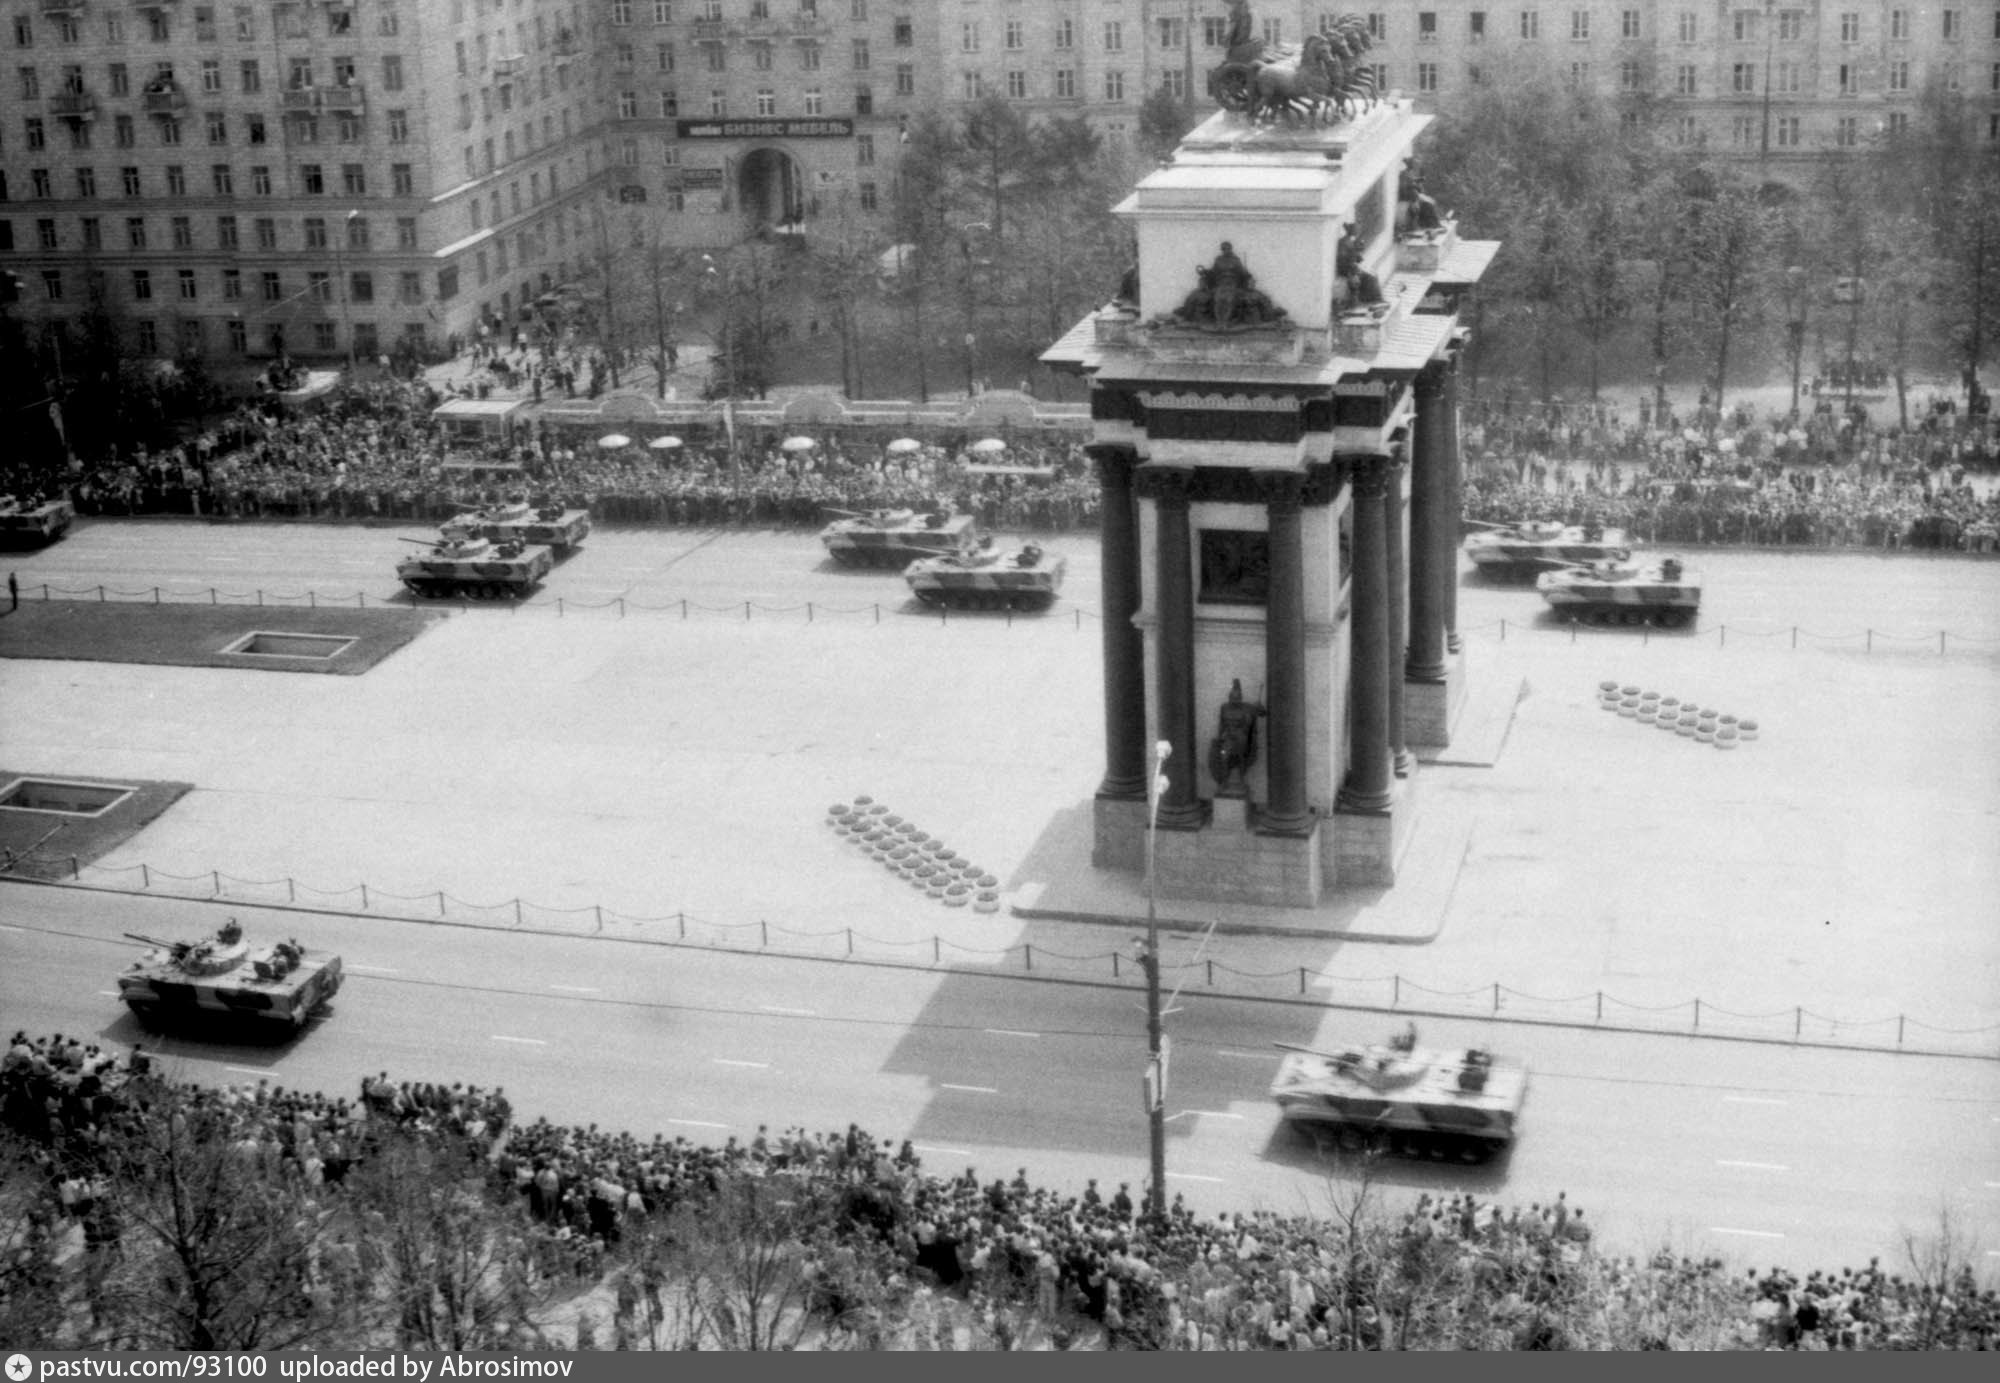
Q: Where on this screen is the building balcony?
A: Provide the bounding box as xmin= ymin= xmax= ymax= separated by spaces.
xmin=280 ymin=87 xmax=320 ymax=111
xmin=320 ymin=83 xmax=366 ymax=112
xmin=552 ymin=28 xmax=581 ymax=57
xmin=787 ymin=17 xmax=831 ymax=38
xmin=39 ymin=0 xmax=88 ymax=17
xmin=50 ymin=90 xmax=98 ymax=120
xmin=131 ymin=0 xmax=181 ymax=10
xmin=141 ymin=84 xmax=187 ymax=114
xmin=491 ymin=54 xmax=525 ymax=78
xmin=691 ymin=18 xmax=726 ymax=39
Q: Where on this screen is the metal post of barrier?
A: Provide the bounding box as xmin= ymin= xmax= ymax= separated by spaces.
xmin=1021 ymin=943 xmax=1032 ymax=971
xmin=681 ymin=599 xmax=689 ymax=620
xmin=212 ymin=870 xmax=221 ymax=895
xmin=934 ymin=935 xmax=940 ymax=964
xmin=594 ymin=905 xmax=603 ymax=932
xmin=808 ymin=603 xmax=814 ymax=623
xmin=514 ymin=899 xmax=523 ymax=926
xmin=1792 ymin=627 xmax=1798 ymax=649
xmin=1499 ymin=619 xmax=1506 ymax=642
xmin=1897 ymin=1014 xmax=1904 ymax=1046
xmin=70 ymin=856 xmax=79 ymax=879
xmin=874 ymin=605 xmax=881 ymax=625
xmin=437 ymin=890 xmax=445 ymax=916
xmin=1207 ymin=958 xmax=1214 ymax=986
xmin=1719 ymin=626 xmax=1725 ymax=647
xmin=1493 ymin=982 xmax=1501 ymax=1013
xmin=679 ymin=913 xmax=686 ymax=940
xmin=558 ymin=599 xmax=565 ymax=618
xmin=760 ymin=920 xmax=768 ymax=946
xmin=210 ymin=589 xmax=218 ymax=604
xmin=1075 ymin=609 xmax=1082 ymax=630
xmin=744 ymin=601 xmax=752 ymax=621
xmin=141 ymin=864 xmax=149 ymax=888
xmin=1299 ymin=966 xmax=1307 ymax=994
xmin=256 ymin=589 xmax=263 ymax=606
xmin=1795 ymin=1006 xmax=1802 ymax=1039
xmin=1866 ymin=628 xmax=1873 ymax=653
xmin=616 ymin=599 xmax=625 ymax=618
xmin=309 ymin=590 xmax=316 ymax=609
xmin=98 ymin=586 xmax=105 ymax=601
xmin=1940 ymin=631 xmax=1946 ymax=655
xmin=1113 ymin=952 xmax=1121 ymax=978
xmin=287 ymin=878 xmax=296 ymax=903
xmin=1596 ymin=992 xmax=1603 ymax=1022
xmin=1393 ymin=974 xmax=1400 ymax=1006
xmin=1693 ymin=998 xmax=1701 ymax=1030
xmin=359 ymin=593 xmax=366 ymax=609
xmin=359 ymin=883 xmax=369 ymax=910
xmin=154 ymin=588 xmax=161 ymax=605
xmin=846 ymin=928 xmax=853 ymax=956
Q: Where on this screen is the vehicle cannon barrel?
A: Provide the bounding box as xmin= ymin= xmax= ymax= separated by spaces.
xmin=124 ymin=933 xmax=176 ymax=948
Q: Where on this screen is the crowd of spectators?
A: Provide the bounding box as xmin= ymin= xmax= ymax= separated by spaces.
xmin=9 ymin=377 xmax=2000 ymax=553
xmin=6 ymin=1030 xmax=1996 ymax=1349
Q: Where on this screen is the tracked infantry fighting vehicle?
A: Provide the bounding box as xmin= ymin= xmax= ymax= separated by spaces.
xmin=442 ymin=494 xmax=593 ymax=553
xmin=0 ymin=494 xmax=75 ymax=548
xmin=904 ymin=537 xmax=1066 ymax=612
xmin=819 ymin=507 xmax=978 ymax=569
xmin=1271 ymin=1029 xmax=1528 ymax=1162
xmin=396 ymin=533 xmax=553 ymax=599
xmin=1463 ymin=520 xmax=1632 ymax=580
xmin=117 ymin=919 xmax=343 ymax=1034
xmin=1537 ymin=555 xmax=1702 ymax=628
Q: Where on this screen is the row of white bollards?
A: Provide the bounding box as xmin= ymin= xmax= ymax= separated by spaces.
xmin=1599 ymin=681 xmax=1759 ymax=748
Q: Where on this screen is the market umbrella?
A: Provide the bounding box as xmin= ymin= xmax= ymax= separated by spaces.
xmin=885 ymin=438 xmax=923 ymax=455
xmin=648 ymin=435 xmax=684 ymax=451
xmin=968 ymin=437 xmax=1009 ymax=455
xmin=781 ymin=436 xmax=817 ymax=452
xmin=597 ymin=433 xmax=632 ymax=450
xmin=1717 ymin=437 xmax=1738 ymax=454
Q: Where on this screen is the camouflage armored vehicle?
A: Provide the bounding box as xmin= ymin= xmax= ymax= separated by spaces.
xmin=904 ymin=537 xmax=1066 ymax=612
xmin=1463 ymin=520 xmax=1632 ymax=580
xmin=396 ymin=533 xmax=553 ymax=599
xmin=117 ymin=919 xmax=344 ymax=1034
xmin=442 ymin=494 xmax=593 ymax=553
xmin=819 ymin=507 xmax=978 ymax=569
xmin=1537 ymin=555 xmax=1701 ymax=628
xmin=1270 ymin=1029 xmax=1528 ymax=1162
xmin=0 ymin=494 xmax=75 ymax=548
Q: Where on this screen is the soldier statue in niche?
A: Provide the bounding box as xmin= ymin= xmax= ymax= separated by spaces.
xmin=1208 ymin=679 xmax=1268 ymax=798
xmin=1172 ymin=242 xmax=1288 ymax=330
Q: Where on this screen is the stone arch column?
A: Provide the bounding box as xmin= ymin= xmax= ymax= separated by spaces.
xmin=1089 ymin=443 xmax=1148 ymax=801
xmin=1338 ymin=456 xmax=1393 ymax=813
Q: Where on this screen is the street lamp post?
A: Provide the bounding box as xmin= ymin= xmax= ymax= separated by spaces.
xmin=959 ymin=222 xmax=989 ymax=399
xmin=1141 ymin=739 xmax=1172 ymax=1223
xmin=338 ymin=209 xmax=360 ymax=372
xmin=1784 ymin=264 xmax=1807 ymax=420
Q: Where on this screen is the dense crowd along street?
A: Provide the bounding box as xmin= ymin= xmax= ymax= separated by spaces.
xmin=6 ymin=1032 xmax=1994 ymax=1350
xmin=3 ymin=379 xmax=1997 ymax=551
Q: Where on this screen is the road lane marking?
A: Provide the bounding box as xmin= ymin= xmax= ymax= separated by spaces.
xmin=491 ymin=1035 xmax=548 ymax=1046
xmin=1167 ymin=1172 xmax=1226 ymax=1184
xmin=344 ymin=963 xmax=399 ymax=974
xmin=984 ymin=1028 xmax=1041 ymax=1039
xmin=1710 ymin=1227 xmax=1785 ymax=1239
xmin=0 ymin=923 xmax=22 ymax=932
xmin=98 ymin=991 xmax=122 ymax=997
xmin=1986 ymin=1182 xmax=2000 ymax=1189
xmin=669 ymin=1119 xmax=729 ymax=1130
xmin=1716 ymin=1160 xmax=1790 ymax=1172
xmin=713 ymin=1058 xmax=769 ymax=1069
xmin=223 ymin=1066 xmax=266 ymax=1076
xmin=548 ymin=984 xmax=600 ymax=993
xmin=1721 ymin=1095 xmax=1787 ymax=1106
xmin=760 ymin=1005 xmax=817 ymax=1017
xmin=1216 ymin=1049 xmax=1274 ymax=1061
xmin=940 ymin=1083 xmax=999 ymax=1094
xmin=914 ymin=1144 xmax=972 ymax=1157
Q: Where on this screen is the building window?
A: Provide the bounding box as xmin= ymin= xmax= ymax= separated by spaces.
xmin=895 ymin=63 xmax=913 ymax=95
xmin=1732 ymin=9 xmax=1757 ymax=42
xmin=226 ymin=319 xmax=247 ymax=353
xmin=1056 ymin=17 xmax=1075 ymax=49
xmin=79 ymin=217 xmax=100 ymax=249
xmin=1006 ymin=69 xmax=1026 ymax=99
xmin=1567 ymin=61 xmax=1589 ymax=87
xmin=1520 ymin=10 xmax=1540 ymax=40
xmin=177 ymin=267 xmax=197 ymax=301
xmin=397 ymin=216 xmax=417 ymax=250
xmin=1571 ymin=10 xmax=1589 ymax=40
xmin=1418 ymin=11 xmax=1438 ymax=41
xmin=1417 ymin=61 xmax=1438 ymax=91
xmin=302 ymin=163 xmax=325 ymax=194
xmin=1157 ymin=17 xmax=1184 ymax=47
xmin=221 ymin=268 xmax=242 ymax=300
xmin=127 ymin=217 xmax=147 ymax=250
xmin=261 ymin=270 xmax=282 ymax=301
xmin=1732 ymin=63 xmax=1755 ymax=93
xmin=1774 ymin=115 xmax=1799 ymax=147
xmin=34 ymin=218 xmax=57 ymax=250
xmin=1469 ymin=10 xmax=1486 ymax=40
xmin=1619 ymin=60 xmax=1642 ymax=91
xmin=1839 ymin=11 xmax=1860 ymax=42
xmin=201 ymin=59 xmax=222 ymax=94
xmin=217 ymin=214 xmax=238 ymax=249
xmin=40 ymin=271 xmax=62 ymax=302
xmin=1674 ymin=115 xmax=1698 ymax=145
xmin=1888 ymin=59 xmax=1909 ymax=92
xmin=619 ymin=90 xmax=637 ymax=118
xmin=962 ymin=70 xmax=980 ymax=99
xmin=1162 ymin=68 xmax=1186 ymax=98
xmin=135 ymin=321 xmax=157 ymax=354
xmin=1104 ymin=68 xmax=1124 ymax=101
xmin=756 ymin=88 xmax=776 ymax=115
xmin=1835 ymin=115 xmax=1859 ymax=146
xmin=1622 ymin=9 xmax=1640 ymax=39
xmin=1677 ymin=10 xmax=1697 ymax=43
xmin=304 ymin=216 xmax=327 ymax=250
xmin=708 ymin=90 xmax=726 ymax=116
xmin=1005 ymin=19 xmax=1023 ymax=50
xmin=254 ymin=217 xmax=276 ymax=249
xmin=1775 ymin=62 xmax=1800 ymax=94
xmin=170 ymin=214 xmax=190 ymax=248
xmin=1838 ymin=63 xmax=1858 ymax=96
xmin=1942 ymin=8 xmax=1960 ymax=39
xmin=858 ymin=180 xmax=876 ymax=211
xmin=391 ymin=164 xmax=413 ymax=196
xmin=856 ymin=132 xmax=874 ymax=165
xmin=660 ymin=90 xmax=679 ymax=116
xmin=1365 ymin=13 xmax=1387 ymax=40
xmin=1890 ymin=9 xmax=1908 ymax=41
xmin=852 ymin=38 xmax=868 ymax=69
xmin=800 ymin=43 xmax=820 ymax=71
xmin=75 ymin=167 xmax=96 ymax=198
xmin=24 ymin=118 xmax=44 ymax=152
xmin=1055 ymin=67 xmax=1076 ymax=99
xmin=962 ymin=21 xmax=979 ymax=53
xmin=893 ymin=15 xmax=912 ymax=47
xmin=1731 ymin=115 xmax=1756 ymax=146
xmin=131 ymin=268 xmax=152 ymax=301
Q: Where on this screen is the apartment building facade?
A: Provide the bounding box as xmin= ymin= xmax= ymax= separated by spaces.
xmin=0 ymin=0 xmax=609 ymax=365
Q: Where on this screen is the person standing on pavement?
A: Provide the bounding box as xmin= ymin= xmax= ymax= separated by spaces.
xmin=8 ymin=571 xmax=17 ymax=611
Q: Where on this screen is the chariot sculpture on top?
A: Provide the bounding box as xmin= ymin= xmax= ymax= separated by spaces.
xmin=1207 ymin=2 xmax=1378 ymax=127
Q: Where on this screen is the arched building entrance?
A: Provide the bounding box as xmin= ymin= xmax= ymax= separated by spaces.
xmin=738 ymin=147 xmax=805 ymax=233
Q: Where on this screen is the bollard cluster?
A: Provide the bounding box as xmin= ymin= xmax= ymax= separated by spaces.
xmin=827 ymin=796 xmax=1002 ymax=913
xmin=1598 ymin=680 xmax=1758 ymax=749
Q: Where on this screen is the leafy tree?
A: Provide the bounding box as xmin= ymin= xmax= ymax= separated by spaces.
xmin=1679 ymin=172 xmax=1774 ymax=410
xmin=1137 ymin=87 xmax=1198 ymax=167
xmin=957 ymin=95 xmax=1034 ymax=241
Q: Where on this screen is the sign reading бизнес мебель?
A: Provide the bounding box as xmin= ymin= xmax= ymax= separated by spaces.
xmin=675 ymin=117 xmax=854 ymax=139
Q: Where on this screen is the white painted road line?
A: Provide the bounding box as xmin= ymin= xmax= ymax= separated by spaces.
xmin=1167 ymin=1172 xmax=1226 ymax=1184
xmin=490 ymin=1035 xmax=548 ymax=1046
xmin=669 ymin=1119 xmax=729 ymax=1130
xmin=98 ymin=990 xmax=122 ymax=998
xmin=1710 ymin=1227 xmax=1786 ymax=1240
xmin=548 ymin=984 xmax=601 ymax=993
xmin=1721 ymin=1095 xmax=1788 ymax=1106
xmin=984 ymin=1028 xmax=1041 ymax=1039
xmin=344 ymin=963 xmax=399 ymax=974
xmin=914 ymin=1144 xmax=973 ymax=1157
xmin=1716 ymin=1160 xmax=1790 ymax=1172
xmin=1216 ymin=1049 xmax=1274 ymax=1061
xmin=760 ymin=1005 xmax=817 ymax=1017
xmin=1184 ymin=1110 xmax=1246 ymax=1120
xmin=0 ymin=923 xmax=22 ymax=932
xmin=223 ymin=1066 xmax=266 ymax=1076
xmin=940 ymin=1083 xmax=999 ymax=1094
xmin=713 ymin=1058 xmax=769 ymax=1069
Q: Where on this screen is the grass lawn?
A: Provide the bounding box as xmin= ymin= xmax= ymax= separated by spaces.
xmin=0 ymin=600 xmax=442 ymax=676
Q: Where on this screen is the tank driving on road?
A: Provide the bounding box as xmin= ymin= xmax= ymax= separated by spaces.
xmin=396 ymin=533 xmax=553 ymax=600
xmin=1536 ymin=555 xmax=1702 ymax=627
xmin=1463 ymin=520 xmax=1631 ymax=579
xmin=819 ymin=507 xmax=978 ymax=569
xmin=904 ymin=537 xmax=1067 ymax=612
xmin=441 ymin=494 xmax=593 ymax=553
xmin=117 ymin=919 xmax=343 ymax=1034
xmin=0 ymin=494 xmax=75 ymax=548
xmin=1270 ymin=1029 xmax=1528 ymax=1162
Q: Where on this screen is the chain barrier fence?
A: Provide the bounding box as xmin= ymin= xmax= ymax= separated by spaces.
xmin=15 ymin=581 xmax=2000 ymax=654
xmin=5 ymin=858 xmax=1993 ymax=1060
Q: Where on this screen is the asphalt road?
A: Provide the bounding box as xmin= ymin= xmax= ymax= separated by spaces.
xmin=3 ymin=518 xmax=1997 ymax=1278
xmin=4 ymin=880 xmax=1995 ymax=1278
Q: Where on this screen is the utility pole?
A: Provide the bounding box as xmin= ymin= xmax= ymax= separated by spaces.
xmin=339 ymin=209 xmax=360 ymax=372
xmin=1141 ymin=739 xmax=1172 ymax=1223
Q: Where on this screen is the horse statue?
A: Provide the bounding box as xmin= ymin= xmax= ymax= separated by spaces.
xmin=1240 ymin=16 xmax=1377 ymax=126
